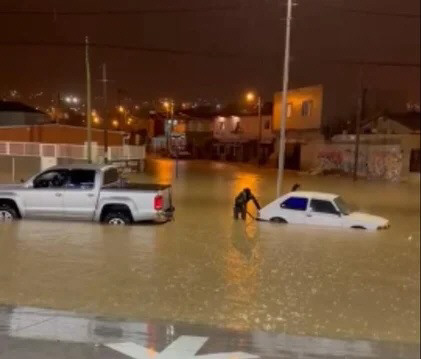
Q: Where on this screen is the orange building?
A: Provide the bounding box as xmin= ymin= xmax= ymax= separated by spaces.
xmin=0 ymin=124 xmax=125 ymax=146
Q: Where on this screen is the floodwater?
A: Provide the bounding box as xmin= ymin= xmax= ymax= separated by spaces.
xmin=0 ymin=159 xmax=419 ymax=344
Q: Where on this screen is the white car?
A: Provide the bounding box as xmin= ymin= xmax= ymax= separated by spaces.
xmin=258 ymin=191 xmax=389 ymax=231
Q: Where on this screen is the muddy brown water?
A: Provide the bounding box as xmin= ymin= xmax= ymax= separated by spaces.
xmin=0 ymin=159 xmax=419 ymax=343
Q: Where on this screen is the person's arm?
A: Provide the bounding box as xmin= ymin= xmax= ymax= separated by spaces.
xmin=251 ymin=195 xmax=261 ymax=210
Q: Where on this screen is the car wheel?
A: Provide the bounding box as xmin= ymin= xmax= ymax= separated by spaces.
xmin=0 ymin=204 xmax=18 ymax=223
xmin=351 ymin=225 xmax=366 ymax=230
xmin=270 ymin=217 xmax=287 ymax=224
xmin=103 ymin=212 xmax=132 ymax=226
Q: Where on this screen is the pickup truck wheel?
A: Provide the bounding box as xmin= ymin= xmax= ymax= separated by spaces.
xmin=104 ymin=212 xmax=132 ymax=226
xmin=270 ymin=217 xmax=287 ymax=224
xmin=0 ymin=205 xmax=18 ymax=223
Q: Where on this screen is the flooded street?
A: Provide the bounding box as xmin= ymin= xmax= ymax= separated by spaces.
xmin=0 ymin=159 xmax=419 ymax=344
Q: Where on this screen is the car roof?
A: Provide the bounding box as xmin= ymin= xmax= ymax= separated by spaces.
xmin=285 ymin=191 xmax=339 ymax=201
xmin=47 ymin=164 xmax=116 ymax=172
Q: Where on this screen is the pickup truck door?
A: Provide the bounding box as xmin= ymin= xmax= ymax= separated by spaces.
xmin=61 ymin=169 xmax=98 ymax=220
xmin=23 ymin=170 xmax=68 ymax=218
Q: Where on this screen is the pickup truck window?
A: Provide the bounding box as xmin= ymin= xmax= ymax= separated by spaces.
xmin=68 ymin=170 xmax=96 ymax=189
xmin=33 ymin=170 xmax=69 ymax=189
xmin=103 ymin=168 xmax=119 ymax=185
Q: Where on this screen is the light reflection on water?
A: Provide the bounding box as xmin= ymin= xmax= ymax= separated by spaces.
xmin=0 ymin=159 xmax=419 ymax=343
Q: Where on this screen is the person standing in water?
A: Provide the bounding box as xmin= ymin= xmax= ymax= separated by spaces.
xmin=233 ymin=188 xmax=261 ymax=220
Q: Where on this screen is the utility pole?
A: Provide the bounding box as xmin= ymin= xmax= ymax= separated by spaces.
xmin=85 ymin=36 xmax=92 ymax=163
xmin=56 ymin=92 xmax=61 ymax=124
xmin=102 ymin=63 xmax=109 ymax=163
xmin=353 ymin=68 xmax=367 ymax=181
xmin=257 ymin=96 xmax=263 ymax=166
xmin=276 ymin=0 xmax=293 ymax=197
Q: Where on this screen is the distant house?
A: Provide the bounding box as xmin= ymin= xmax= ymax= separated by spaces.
xmin=0 ymin=101 xmax=52 ymax=126
xmin=212 ymin=103 xmax=275 ymax=163
xmin=178 ymin=106 xmax=218 ymax=158
xmin=363 ymin=111 xmax=420 ymax=135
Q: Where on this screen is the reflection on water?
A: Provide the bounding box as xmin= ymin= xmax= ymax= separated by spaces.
xmin=0 ymin=159 xmax=419 ymax=343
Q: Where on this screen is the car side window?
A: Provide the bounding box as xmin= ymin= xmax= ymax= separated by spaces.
xmin=33 ymin=170 xmax=69 ymax=189
xmin=103 ymin=168 xmax=119 ymax=186
xmin=67 ymin=170 xmax=96 ymax=190
xmin=280 ymin=197 xmax=308 ymax=211
xmin=310 ymin=199 xmax=339 ymax=215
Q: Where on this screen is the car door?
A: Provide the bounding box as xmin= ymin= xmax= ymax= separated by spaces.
xmin=306 ymin=198 xmax=343 ymax=227
xmin=62 ymin=169 xmax=99 ymax=220
xmin=22 ymin=169 xmax=68 ymax=218
xmin=278 ymin=196 xmax=309 ymax=224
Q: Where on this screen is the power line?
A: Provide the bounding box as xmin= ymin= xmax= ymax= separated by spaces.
xmin=320 ymin=5 xmax=420 ymax=19
xmin=0 ymin=5 xmax=238 ymax=16
xmin=1 ymin=40 xmax=419 ymax=69
xmin=0 ymin=40 xmax=238 ymax=58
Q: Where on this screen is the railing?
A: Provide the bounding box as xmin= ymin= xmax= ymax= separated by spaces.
xmin=0 ymin=141 xmax=145 ymax=162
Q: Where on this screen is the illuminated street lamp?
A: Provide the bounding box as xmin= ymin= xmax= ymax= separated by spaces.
xmin=246 ymin=92 xmax=256 ymax=102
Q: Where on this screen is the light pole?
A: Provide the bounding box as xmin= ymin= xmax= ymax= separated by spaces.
xmin=246 ymin=92 xmax=263 ymax=166
xmin=102 ymin=63 xmax=109 ymax=163
xmin=276 ymin=0 xmax=293 ymax=197
xmin=85 ymin=36 xmax=92 ymax=163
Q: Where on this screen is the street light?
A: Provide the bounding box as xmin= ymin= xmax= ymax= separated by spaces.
xmin=246 ymin=92 xmax=256 ymax=102
xmin=246 ymin=91 xmax=263 ymax=166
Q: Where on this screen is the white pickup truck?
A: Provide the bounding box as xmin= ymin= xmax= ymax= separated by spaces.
xmin=0 ymin=164 xmax=174 ymax=225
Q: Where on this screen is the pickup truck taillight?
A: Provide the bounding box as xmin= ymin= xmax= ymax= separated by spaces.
xmin=154 ymin=195 xmax=163 ymax=211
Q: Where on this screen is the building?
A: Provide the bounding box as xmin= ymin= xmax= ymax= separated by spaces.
xmin=362 ymin=111 xmax=420 ymax=174
xmin=0 ymin=124 xmax=125 ymax=146
xmin=272 ymin=85 xmax=324 ymax=169
xmin=212 ymin=103 xmax=275 ymax=163
xmin=362 ymin=111 xmax=420 ymax=135
xmin=0 ymin=101 xmax=52 ymax=126
xmin=178 ymin=107 xmax=217 ymax=158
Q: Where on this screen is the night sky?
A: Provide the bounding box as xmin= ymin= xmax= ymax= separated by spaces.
xmin=0 ymin=0 xmax=419 ymax=114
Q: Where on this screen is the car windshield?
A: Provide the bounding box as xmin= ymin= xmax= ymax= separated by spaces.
xmin=334 ymin=196 xmax=352 ymax=215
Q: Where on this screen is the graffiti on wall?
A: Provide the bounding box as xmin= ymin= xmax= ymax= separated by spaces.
xmin=317 ymin=145 xmax=403 ymax=181
xmin=368 ymin=149 xmax=403 ymax=181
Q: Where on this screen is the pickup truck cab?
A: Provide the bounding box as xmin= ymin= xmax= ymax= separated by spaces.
xmin=258 ymin=191 xmax=389 ymax=231
xmin=0 ymin=164 xmax=174 ymax=225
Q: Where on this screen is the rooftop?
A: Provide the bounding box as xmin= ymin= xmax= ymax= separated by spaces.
xmin=0 ymin=101 xmax=45 ymax=114
xmin=286 ymin=191 xmax=339 ymax=200
xmin=50 ymin=164 xmax=116 ymax=171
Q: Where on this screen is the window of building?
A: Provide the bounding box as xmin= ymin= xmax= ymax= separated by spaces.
xmin=280 ymin=197 xmax=308 ymax=211
xmin=310 ymin=199 xmax=339 ymax=215
xmin=68 ymin=170 xmax=95 ymax=189
xmin=287 ymin=103 xmax=293 ymax=118
xmin=301 ymin=100 xmax=313 ymax=117
xmin=264 ymin=119 xmax=271 ymax=129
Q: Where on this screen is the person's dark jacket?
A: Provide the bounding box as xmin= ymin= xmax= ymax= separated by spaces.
xmin=235 ymin=190 xmax=261 ymax=210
